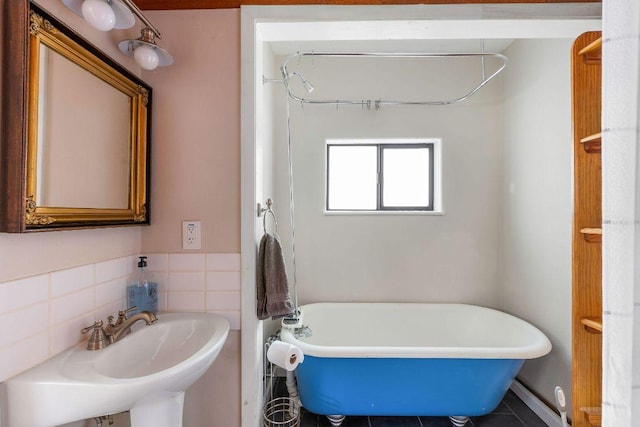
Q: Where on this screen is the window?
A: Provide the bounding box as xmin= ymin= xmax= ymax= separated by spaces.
xmin=326 ymin=139 xmax=438 ymax=212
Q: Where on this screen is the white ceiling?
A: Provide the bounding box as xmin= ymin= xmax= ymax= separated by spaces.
xmin=262 ymin=18 xmax=601 ymax=55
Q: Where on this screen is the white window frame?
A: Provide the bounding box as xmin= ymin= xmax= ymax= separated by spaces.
xmin=324 ymin=138 xmax=443 ymax=215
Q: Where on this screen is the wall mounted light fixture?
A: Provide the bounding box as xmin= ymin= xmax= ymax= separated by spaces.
xmin=61 ymin=0 xmax=134 ymax=31
xmin=118 ymin=27 xmax=173 ymax=70
xmin=61 ymin=0 xmax=173 ymax=70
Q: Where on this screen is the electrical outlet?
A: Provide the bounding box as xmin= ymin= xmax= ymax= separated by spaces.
xmin=182 ymin=220 xmax=201 ymax=250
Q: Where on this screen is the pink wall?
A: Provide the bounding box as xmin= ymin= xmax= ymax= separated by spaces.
xmin=1 ymin=4 xmax=242 ymax=426
xmin=140 ymin=9 xmax=242 ymax=427
xmin=140 ymin=9 xmax=241 ymax=255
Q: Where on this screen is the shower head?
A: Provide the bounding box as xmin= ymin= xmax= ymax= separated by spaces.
xmin=301 ymin=79 xmax=314 ymax=93
xmin=288 ymin=72 xmax=315 ymax=93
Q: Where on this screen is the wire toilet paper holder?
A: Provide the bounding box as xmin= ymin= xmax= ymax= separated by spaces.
xmin=263 ymin=340 xmax=301 ymax=427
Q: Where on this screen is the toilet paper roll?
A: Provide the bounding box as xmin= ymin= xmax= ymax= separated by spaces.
xmin=267 ymin=341 xmax=304 ymax=371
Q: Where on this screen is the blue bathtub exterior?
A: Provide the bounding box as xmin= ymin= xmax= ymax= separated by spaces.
xmin=296 ymin=356 xmax=524 ymax=416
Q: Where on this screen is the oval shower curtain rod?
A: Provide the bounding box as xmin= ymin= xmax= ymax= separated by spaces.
xmin=277 ymin=51 xmax=508 ymax=108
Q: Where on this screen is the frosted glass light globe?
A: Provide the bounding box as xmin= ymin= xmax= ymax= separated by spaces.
xmin=81 ymin=0 xmax=116 ymax=32
xmin=134 ymin=45 xmax=160 ymax=71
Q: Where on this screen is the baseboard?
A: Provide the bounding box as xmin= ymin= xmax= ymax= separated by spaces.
xmin=510 ymin=380 xmax=567 ymax=427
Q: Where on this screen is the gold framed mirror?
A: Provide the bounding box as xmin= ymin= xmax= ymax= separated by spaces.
xmin=0 ymin=2 xmax=151 ymax=232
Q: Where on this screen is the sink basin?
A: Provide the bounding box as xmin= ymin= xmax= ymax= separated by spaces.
xmin=2 ymin=312 xmax=229 ymax=427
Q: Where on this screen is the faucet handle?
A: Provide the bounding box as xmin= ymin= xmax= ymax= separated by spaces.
xmin=120 ymin=306 xmax=138 ymax=319
xmin=81 ymin=320 xmax=109 ymax=350
xmin=115 ymin=306 xmax=138 ymax=325
xmin=81 ymin=320 xmax=103 ymax=334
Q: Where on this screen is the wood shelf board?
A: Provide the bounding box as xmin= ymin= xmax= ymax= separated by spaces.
xmin=580 ymin=227 xmax=602 ymax=235
xmin=580 ymin=228 xmax=602 ymax=243
xmin=581 ymin=132 xmax=602 ymax=143
xmin=581 ymin=317 xmax=603 ymax=333
xmin=578 ymin=37 xmax=603 ymax=56
xmin=580 ymin=132 xmax=602 ymax=154
xmin=580 ymin=407 xmax=602 ymax=426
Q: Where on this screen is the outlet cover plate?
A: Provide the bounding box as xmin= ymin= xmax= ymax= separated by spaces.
xmin=182 ymin=220 xmax=201 ymax=250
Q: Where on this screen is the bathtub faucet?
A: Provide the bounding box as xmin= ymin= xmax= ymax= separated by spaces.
xmin=281 ymin=310 xmax=311 ymax=338
xmin=282 ymin=309 xmax=302 ymax=327
xmin=294 ymin=325 xmax=312 ymax=339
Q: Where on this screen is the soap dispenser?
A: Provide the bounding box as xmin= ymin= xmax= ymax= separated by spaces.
xmin=128 ymin=256 xmax=158 ymax=315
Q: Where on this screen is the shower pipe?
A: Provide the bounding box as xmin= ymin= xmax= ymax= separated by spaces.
xmin=277 ymin=51 xmax=508 ymax=108
xmin=283 ymin=78 xmax=300 ymax=327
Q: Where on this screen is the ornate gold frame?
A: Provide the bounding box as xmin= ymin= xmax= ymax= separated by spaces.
xmin=21 ymin=8 xmax=150 ymax=230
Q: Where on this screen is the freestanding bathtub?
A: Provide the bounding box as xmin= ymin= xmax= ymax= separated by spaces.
xmin=280 ymin=303 xmax=551 ymax=427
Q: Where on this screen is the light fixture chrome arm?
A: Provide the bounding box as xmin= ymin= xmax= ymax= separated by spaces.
xmin=279 ymin=51 xmax=508 ymax=108
xmin=119 ymin=0 xmax=162 ymax=39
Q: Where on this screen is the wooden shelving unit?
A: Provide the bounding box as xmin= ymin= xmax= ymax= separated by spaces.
xmin=571 ymin=32 xmax=603 ymax=427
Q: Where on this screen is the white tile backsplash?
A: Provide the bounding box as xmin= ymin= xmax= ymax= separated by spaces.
xmin=0 ymin=303 xmax=48 ymax=349
xmin=0 ymin=252 xmax=241 ymax=382
xmin=169 ymin=253 xmax=205 ymax=271
xmin=50 ymin=264 xmax=94 ymax=297
xmin=207 ymin=253 xmax=241 ymax=271
xmin=0 ymin=274 xmax=49 ymax=313
xmin=95 ymin=277 xmax=127 ymax=307
xmin=0 ymin=333 xmax=49 ymax=382
xmin=144 ymin=253 xmax=169 ymax=271
xmin=95 ymin=300 xmax=123 ymax=324
xmin=206 ymin=271 xmax=241 ymax=291
xmin=51 ymin=313 xmax=95 ymax=355
xmin=50 ymin=288 xmax=94 ymax=325
xmin=168 ymin=291 xmax=206 ymax=312
xmin=169 ymin=271 xmax=206 ymax=291
xmin=95 ymin=257 xmax=130 ymax=284
xmin=206 ymin=291 xmax=241 ymax=311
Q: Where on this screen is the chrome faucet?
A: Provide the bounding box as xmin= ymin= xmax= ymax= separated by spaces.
xmin=106 ymin=310 xmax=158 ymax=343
xmin=294 ymin=325 xmax=312 ymax=339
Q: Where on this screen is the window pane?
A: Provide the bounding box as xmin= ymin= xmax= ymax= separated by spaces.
xmin=327 ymin=146 xmax=377 ymax=210
xmin=382 ymin=147 xmax=430 ymax=207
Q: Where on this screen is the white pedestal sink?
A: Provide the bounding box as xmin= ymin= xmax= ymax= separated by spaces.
xmin=2 ymin=312 xmax=229 ymax=427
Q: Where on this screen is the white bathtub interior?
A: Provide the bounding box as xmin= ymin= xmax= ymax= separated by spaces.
xmin=282 ymin=303 xmax=552 ymax=359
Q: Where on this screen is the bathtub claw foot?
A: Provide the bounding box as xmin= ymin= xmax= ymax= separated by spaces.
xmin=449 ymin=416 xmax=469 ymax=427
xmin=326 ymin=415 xmax=346 ymax=426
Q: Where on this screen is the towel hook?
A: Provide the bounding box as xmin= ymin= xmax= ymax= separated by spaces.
xmin=258 ymin=198 xmax=278 ymax=235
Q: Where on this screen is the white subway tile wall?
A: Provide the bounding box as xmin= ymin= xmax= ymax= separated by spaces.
xmin=0 ymin=275 xmax=49 ymax=313
xmin=169 ymin=271 xmax=206 ymax=291
xmin=50 ymin=264 xmax=94 ymax=298
xmin=0 ymin=253 xmax=241 ymax=382
xmin=169 ymin=253 xmax=205 ymax=271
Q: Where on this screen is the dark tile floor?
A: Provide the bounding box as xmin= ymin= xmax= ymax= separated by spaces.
xmin=272 ymin=378 xmax=547 ymax=427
